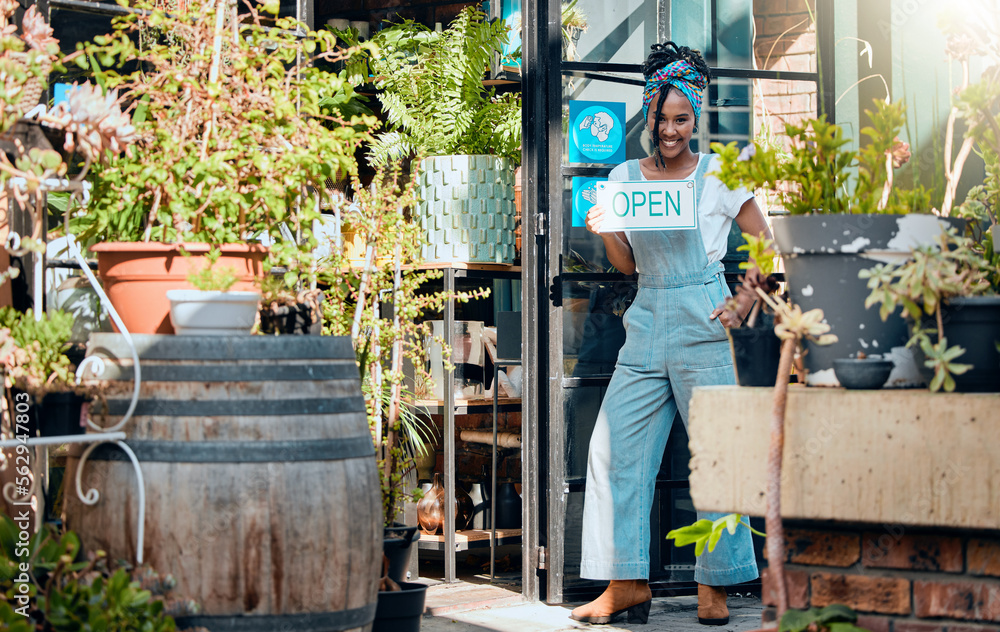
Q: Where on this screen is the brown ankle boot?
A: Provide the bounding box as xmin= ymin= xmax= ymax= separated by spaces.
xmin=569 ymin=579 xmax=652 ymax=625
xmin=697 ymin=583 xmax=729 ymax=625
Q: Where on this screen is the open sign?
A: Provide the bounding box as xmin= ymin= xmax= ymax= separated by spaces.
xmin=595 ymin=180 xmax=697 ymax=232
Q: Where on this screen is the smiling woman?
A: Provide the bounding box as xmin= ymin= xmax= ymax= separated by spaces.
xmin=569 ymin=41 xmax=774 ymax=627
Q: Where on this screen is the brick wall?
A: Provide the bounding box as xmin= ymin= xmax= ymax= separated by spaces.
xmin=428 ymin=410 xmax=523 ymax=484
xmin=752 ymin=0 xmax=818 ymax=147
xmin=760 ymin=524 xmax=1000 ymax=632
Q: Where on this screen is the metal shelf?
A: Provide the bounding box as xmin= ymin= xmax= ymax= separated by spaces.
xmin=415 ymin=397 xmax=522 ymax=415
xmin=417 ymin=529 xmax=523 ymax=552
xmin=430 ymin=264 xmax=523 ymax=584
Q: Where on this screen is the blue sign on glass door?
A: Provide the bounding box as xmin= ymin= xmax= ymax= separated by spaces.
xmin=569 ymin=100 xmax=626 ymax=165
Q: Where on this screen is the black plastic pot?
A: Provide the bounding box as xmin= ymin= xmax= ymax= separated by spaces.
xmin=39 ymin=392 xmax=88 ymax=436
xmin=383 ymin=525 xmax=421 ymax=584
xmin=727 ymin=315 xmax=782 ymax=387
xmin=915 ymin=296 xmax=1000 ymax=392
xmin=373 ymin=581 xmax=427 ymax=632
xmin=8 ymin=389 xmax=87 ymax=437
xmin=259 ymin=302 xmax=322 ymax=335
xmin=773 ymin=214 xmax=965 ymax=387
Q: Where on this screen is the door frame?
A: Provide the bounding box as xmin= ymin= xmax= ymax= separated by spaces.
xmin=521 ymin=0 xmax=835 ymax=605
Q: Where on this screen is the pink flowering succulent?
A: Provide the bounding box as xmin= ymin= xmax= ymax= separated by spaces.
xmin=21 ymin=6 xmax=58 ymax=54
xmin=49 ymin=83 xmax=137 ymax=166
xmin=0 ymin=3 xmax=135 ymax=255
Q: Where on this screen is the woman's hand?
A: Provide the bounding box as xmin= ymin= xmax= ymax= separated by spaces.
xmin=586 ymin=203 xmax=637 ymax=275
xmin=710 ymin=290 xmax=755 ymax=328
xmin=585 ymin=204 xmax=607 ymax=235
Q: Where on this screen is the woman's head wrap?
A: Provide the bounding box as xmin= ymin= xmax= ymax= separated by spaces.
xmin=642 ymin=59 xmax=708 ymax=123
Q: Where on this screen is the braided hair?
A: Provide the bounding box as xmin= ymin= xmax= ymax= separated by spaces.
xmin=642 ymin=42 xmax=712 ymax=167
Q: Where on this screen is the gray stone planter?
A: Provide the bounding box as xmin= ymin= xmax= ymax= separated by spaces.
xmin=416 ymin=155 xmax=517 ymax=264
xmin=772 ymin=214 xmax=963 ymax=387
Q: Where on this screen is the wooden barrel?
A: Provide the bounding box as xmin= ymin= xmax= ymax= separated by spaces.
xmin=65 ymin=334 xmax=381 ymax=632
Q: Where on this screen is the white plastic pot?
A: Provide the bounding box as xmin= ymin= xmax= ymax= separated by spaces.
xmin=166 ymin=290 xmax=261 ymax=336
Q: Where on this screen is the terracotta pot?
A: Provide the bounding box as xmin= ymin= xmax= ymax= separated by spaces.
xmin=91 ymin=242 xmax=267 ymax=334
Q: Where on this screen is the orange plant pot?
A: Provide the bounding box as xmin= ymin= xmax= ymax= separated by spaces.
xmin=91 ymin=242 xmax=267 ymax=334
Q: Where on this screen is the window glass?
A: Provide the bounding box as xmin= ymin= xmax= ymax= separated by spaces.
xmin=568 ymin=0 xmax=658 ymax=65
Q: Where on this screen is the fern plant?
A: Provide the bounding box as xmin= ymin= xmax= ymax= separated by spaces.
xmin=366 ymin=7 xmax=522 ymax=165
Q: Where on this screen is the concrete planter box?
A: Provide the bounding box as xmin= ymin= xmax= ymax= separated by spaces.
xmin=688 ymin=385 xmax=1000 ymax=529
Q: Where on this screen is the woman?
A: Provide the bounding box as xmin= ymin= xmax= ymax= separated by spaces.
xmin=570 ymin=42 xmax=769 ymax=626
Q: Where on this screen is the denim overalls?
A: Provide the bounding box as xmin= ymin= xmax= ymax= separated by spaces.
xmin=579 ymin=155 xmax=759 ymax=585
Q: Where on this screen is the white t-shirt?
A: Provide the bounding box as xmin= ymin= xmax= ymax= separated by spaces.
xmin=608 ymin=154 xmax=754 ymax=268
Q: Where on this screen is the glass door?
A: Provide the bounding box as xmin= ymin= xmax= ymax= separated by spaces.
xmin=521 ymin=0 xmax=829 ymax=604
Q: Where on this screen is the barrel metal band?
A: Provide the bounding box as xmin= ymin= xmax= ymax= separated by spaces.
xmin=101 ymin=396 xmax=367 ymax=417
xmin=174 ymin=603 xmax=376 ymax=632
xmin=88 ymin=436 xmax=375 ymax=463
xmin=98 ymin=363 xmax=358 ymax=383
xmin=87 ymin=333 xmax=355 ymax=361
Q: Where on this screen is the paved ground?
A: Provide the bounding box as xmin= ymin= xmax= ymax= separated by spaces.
xmin=420 ymin=582 xmax=765 ymax=632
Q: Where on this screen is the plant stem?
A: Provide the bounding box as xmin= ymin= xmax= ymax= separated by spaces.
xmin=767 ymin=336 xmax=797 ymax=618
xmin=383 ymin=221 xmax=405 ymax=518
xmin=943 ymin=136 xmax=975 ymax=215
xmin=745 ymin=298 xmax=762 ymax=329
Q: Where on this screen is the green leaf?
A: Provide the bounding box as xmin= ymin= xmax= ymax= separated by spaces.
xmin=826 ymin=623 xmax=870 ymax=632
xmin=707 ymin=525 xmax=724 ymax=552
xmin=817 ymin=604 xmax=858 ymax=623
xmin=665 ymin=519 xmax=713 ymax=548
xmin=724 ymin=513 xmax=741 ymax=535
xmin=779 ymin=608 xmax=821 ymax=632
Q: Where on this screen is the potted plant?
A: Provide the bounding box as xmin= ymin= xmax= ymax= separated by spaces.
xmin=712 ymin=99 xmax=960 ymax=387
xmin=68 ymin=0 xmax=375 ymax=334
xmin=0 ymin=2 xmax=136 ymax=317
xmin=358 ymin=7 xmax=522 ymax=265
xmin=0 ymin=307 xmax=94 ymax=436
xmin=724 ymin=231 xmax=783 ymax=387
xmin=668 ymin=295 xmax=840 ymax=630
xmin=165 ymin=252 xmax=262 ymax=336
xmin=318 ymin=162 xmax=489 ymax=629
xmin=860 ymin=228 xmax=1000 ymax=392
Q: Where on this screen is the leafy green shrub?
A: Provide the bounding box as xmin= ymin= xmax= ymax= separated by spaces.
xmin=364 ymin=7 xmax=522 ymax=165
xmin=0 ymin=308 xmax=78 ymax=397
xmin=319 ymin=164 xmax=488 ymax=525
xmin=712 ymin=100 xmax=931 ymax=216
xmin=69 ymin=0 xmax=376 ymax=286
xmin=0 ymin=515 xmax=176 ymax=631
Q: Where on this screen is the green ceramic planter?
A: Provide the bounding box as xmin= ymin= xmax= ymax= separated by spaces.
xmin=416 ymin=155 xmax=517 ymax=264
